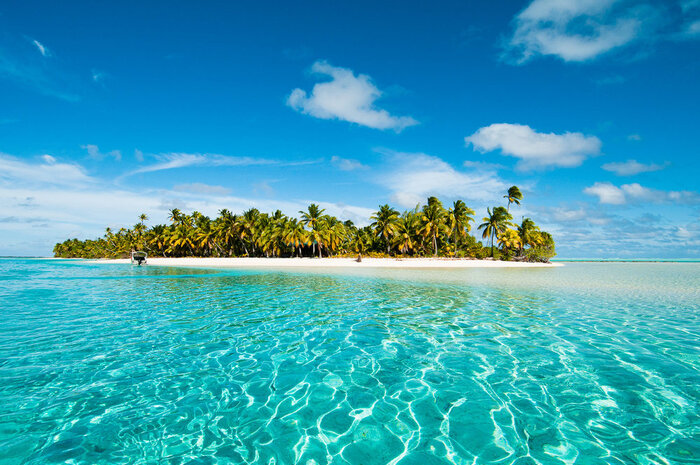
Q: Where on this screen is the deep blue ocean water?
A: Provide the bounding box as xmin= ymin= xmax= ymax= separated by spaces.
xmin=0 ymin=259 xmax=698 ymax=464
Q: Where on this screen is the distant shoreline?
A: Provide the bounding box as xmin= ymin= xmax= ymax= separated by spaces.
xmin=85 ymin=257 xmax=561 ymax=269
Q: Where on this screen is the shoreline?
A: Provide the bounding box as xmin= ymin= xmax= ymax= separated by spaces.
xmin=86 ymin=257 xmax=562 ymax=269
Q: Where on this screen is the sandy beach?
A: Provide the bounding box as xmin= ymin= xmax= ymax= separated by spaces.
xmin=90 ymin=257 xmax=561 ymax=269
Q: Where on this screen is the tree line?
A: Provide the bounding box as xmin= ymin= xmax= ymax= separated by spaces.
xmin=53 ymin=186 xmax=555 ymax=262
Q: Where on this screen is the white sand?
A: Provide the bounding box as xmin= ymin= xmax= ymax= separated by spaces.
xmin=90 ymin=257 xmax=560 ymax=269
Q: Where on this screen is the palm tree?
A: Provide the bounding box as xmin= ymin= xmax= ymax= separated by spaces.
xmin=370 ymin=204 xmax=400 ymax=254
xmin=283 ymin=218 xmax=309 ymax=257
xmin=517 ymin=218 xmax=541 ymax=255
xmin=420 ymin=196 xmax=447 ymax=256
xmin=300 ymin=204 xmax=325 ymax=257
xmin=498 ymin=228 xmax=522 ymax=252
xmin=168 ymin=208 xmax=183 ymax=225
xmin=147 ymin=224 xmax=169 ymax=256
xmin=168 ymin=223 xmax=195 ymax=256
xmin=239 ymin=209 xmax=260 ymax=256
xmin=478 ymin=206 xmax=513 ymax=257
xmin=504 ymin=186 xmax=523 ymax=211
xmin=393 ymin=211 xmax=418 ymax=255
xmin=138 ymin=213 xmax=148 ymax=225
xmin=448 ymin=200 xmax=475 ymax=257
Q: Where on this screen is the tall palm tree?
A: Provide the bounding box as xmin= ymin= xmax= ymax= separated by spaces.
xmin=300 ymin=204 xmax=325 ymax=257
xmin=370 ymin=204 xmax=400 ymax=254
xmin=168 ymin=208 xmax=182 ymax=225
xmin=448 ymin=200 xmax=475 ymax=257
xmin=478 ymin=206 xmax=512 ymax=257
xmin=504 ymin=186 xmax=523 ymax=211
xmin=420 ymin=196 xmax=447 ymax=256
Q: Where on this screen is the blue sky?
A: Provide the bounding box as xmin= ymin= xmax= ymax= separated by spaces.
xmin=1 ymin=0 xmax=699 ymax=258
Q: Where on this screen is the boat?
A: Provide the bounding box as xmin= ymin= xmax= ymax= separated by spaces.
xmin=131 ymin=251 xmax=147 ymax=266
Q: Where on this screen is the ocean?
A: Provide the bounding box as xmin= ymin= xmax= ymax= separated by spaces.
xmin=1 ymin=259 xmax=698 ymax=464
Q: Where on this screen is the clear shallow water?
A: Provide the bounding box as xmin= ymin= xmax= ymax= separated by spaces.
xmin=0 ymin=259 xmax=698 ymax=464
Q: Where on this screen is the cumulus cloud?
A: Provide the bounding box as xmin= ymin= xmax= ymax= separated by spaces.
xmin=503 ymin=0 xmax=646 ymax=63
xmin=583 ymin=182 xmax=627 ymax=204
xmin=83 ymin=144 xmax=122 ymax=161
xmin=287 ymin=61 xmax=418 ymax=131
xmin=465 ymin=123 xmax=601 ymax=170
xmin=601 ymin=159 xmax=668 ymax=176
xmin=377 ymin=150 xmax=507 ymax=208
xmin=584 ymin=182 xmax=700 ymax=205
xmin=331 ymin=156 xmax=368 ymax=171
xmin=503 ymin=0 xmax=700 ymax=62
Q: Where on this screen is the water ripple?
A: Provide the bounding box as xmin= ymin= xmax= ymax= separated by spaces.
xmin=0 ymin=259 xmax=698 ymax=464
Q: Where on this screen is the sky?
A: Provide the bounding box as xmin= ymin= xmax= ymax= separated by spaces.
xmin=1 ymin=0 xmax=699 ymax=258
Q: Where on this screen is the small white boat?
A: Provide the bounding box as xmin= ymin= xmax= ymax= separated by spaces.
xmin=131 ymin=251 xmax=147 ymax=266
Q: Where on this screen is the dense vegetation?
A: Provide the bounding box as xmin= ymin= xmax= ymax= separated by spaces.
xmin=54 ymin=186 xmax=555 ymax=262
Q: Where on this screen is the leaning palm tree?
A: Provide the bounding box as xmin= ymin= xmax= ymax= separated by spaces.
xmin=478 ymin=206 xmax=513 ymax=257
xmin=370 ymin=204 xmax=400 ymax=254
xmin=504 ymin=186 xmax=523 ymax=211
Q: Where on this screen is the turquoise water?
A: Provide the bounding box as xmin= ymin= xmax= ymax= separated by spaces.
xmin=1 ymin=259 xmax=698 ymax=464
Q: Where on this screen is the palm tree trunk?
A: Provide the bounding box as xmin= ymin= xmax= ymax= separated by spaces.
xmin=318 ymin=244 xmax=322 ymax=258
xmin=433 ymin=234 xmax=437 ymax=256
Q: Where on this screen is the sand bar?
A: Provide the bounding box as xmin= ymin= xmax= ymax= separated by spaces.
xmin=90 ymin=257 xmax=561 ymax=269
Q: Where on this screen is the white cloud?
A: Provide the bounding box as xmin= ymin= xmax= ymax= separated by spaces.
xmin=32 ymin=39 xmax=50 ymax=57
xmin=0 ymin=153 xmax=93 ymax=187
xmin=82 ymin=144 xmax=122 ymax=161
xmin=627 ymin=133 xmax=642 ymax=141
xmin=584 ymin=182 xmax=627 ymax=204
xmin=504 ymin=0 xmax=646 ymax=63
xmin=331 ymin=156 xmax=368 ymax=171
xmin=173 ymin=183 xmax=231 ymax=196
xmin=465 ymin=123 xmax=601 ymax=170
xmin=377 ymin=151 xmax=508 ymax=208
xmin=126 ymin=153 xmax=277 ymax=176
xmin=0 ymin=153 xmax=374 ymax=255
xmin=287 ymin=61 xmax=418 ymax=131
xmin=601 ymin=159 xmax=667 ymax=176
xmin=41 ymin=154 xmax=56 ymax=164
xmin=584 ymin=182 xmax=700 ymax=205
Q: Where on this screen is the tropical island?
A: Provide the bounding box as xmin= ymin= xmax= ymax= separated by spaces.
xmin=53 ymin=186 xmax=556 ymax=263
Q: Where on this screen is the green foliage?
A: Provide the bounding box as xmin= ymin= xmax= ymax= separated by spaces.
xmin=53 ymin=192 xmax=555 ymax=261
